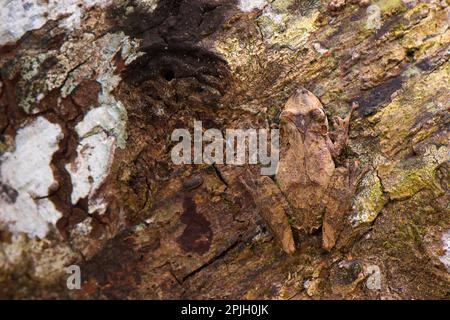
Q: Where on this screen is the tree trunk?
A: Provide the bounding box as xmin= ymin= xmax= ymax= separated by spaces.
xmin=0 ymin=0 xmax=448 ymax=299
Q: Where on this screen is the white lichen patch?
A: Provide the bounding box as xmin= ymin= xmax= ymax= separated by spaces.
xmin=0 ymin=14 xmax=141 ymax=273
xmin=440 ymin=230 xmax=450 ymax=272
xmin=75 ymin=102 xmax=127 ymax=148
xmin=0 ymin=234 xmax=77 ymax=282
xmin=66 ymin=131 xmax=116 ymax=207
xmin=313 ymin=42 xmax=330 ymax=55
xmin=59 ymin=32 xmax=141 ymax=101
xmin=66 ymin=102 xmax=127 ymax=209
xmin=64 ymin=33 xmax=137 ymax=212
xmin=6 ymin=21 xmax=142 ymax=115
xmin=2 ymin=31 xmax=139 ymax=225
xmin=138 ymin=0 xmax=159 ymax=12
xmin=73 ymin=217 xmax=94 ymax=236
xmin=88 ymin=197 xmax=108 ymax=215
xmin=239 ymin=0 xmax=268 ymax=12
xmin=0 ymin=0 xmax=112 ymax=46
xmin=0 ymin=117 xmax=63 ymax=238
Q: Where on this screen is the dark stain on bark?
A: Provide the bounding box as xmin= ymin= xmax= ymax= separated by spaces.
xmin=78 ymin=230 xmax=142 ymax=299
xmin=182 ymin=175 xmax=204 ymax=191
xmin=416 ymin=58 xmax=433 ymax=71
xmin=109 ymin=0 xmax=233 ymax=108
xmin=353 ymin=75 xmax=404 ymax=115
xmin=0 ymin=182 xmax=18 ymax=204
xmin=108 ymin=0 xmax=237 ymax=42
xmin=288 ymin=0 xmax=321 ymax=15
xmin=70 ymin=80 xmax=102 ymax=109
xmin=104 ymin=0 xmax=238 ymax=232
xmin=50 ymin=110 xmax=85 ymax=239
xmin=177 ymin=194 xmax=213 ymax=255
xmin=415 ymin=45 xmax=449 ymax=72
xmin=372 ymin=14 xmax=406 ymax=41
xmin=0 ymin=19 xmax=66 ymax=58
xmin=0 ymin=74 xmax=28 ymax=138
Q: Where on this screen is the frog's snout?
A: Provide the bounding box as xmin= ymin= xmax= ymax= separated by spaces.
xmin=295 ymin=86 xmax=309 ymax=95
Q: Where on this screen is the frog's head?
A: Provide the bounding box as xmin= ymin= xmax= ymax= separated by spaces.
xmin=280 ymin=87 xmax=328 ymax=135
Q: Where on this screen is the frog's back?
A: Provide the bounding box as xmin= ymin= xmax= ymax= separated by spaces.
xmin=276 ymin=87 xmax=336 ymax=233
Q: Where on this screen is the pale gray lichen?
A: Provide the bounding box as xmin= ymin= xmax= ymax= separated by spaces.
xmin=239 ymin=0 xmax=268 ymax=12
xmin=0 ymin=117 xmax=63 ymax=238
xmin=0 ymin=0 xmax=113 ymax=46
xmin=138 ymin=0 xmax=159 ymax=12
xmin=64 ymin=32 xmax=140 ymax=212
xmin=440 ymin=229 xmax=450 ymax=272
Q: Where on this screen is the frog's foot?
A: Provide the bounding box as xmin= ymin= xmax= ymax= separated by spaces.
xmin=332 ymin=115 xmax=348 ymax=132
xmin=329 ymin=102 xmax=361 ymax=158
xmin=332 ymin=102 xmax=358 ymax=133
xmin=239 ymin=172 xmax=296 ymax=255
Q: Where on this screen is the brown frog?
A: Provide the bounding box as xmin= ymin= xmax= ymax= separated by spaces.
xmin=241 ymin=87 xmax=367 ymax=254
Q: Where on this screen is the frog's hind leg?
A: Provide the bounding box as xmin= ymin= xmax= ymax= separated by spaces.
xmin=240 ymin=172 xmax=296 ymax=255
xmin=322 ymin=160 xmax=369 ymax=251
xmin=322 ymin=166 xmax=352 ymax=251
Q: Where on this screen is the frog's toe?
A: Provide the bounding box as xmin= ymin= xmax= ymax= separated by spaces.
xmin=332 ymin=116 xmax=345 ymax=128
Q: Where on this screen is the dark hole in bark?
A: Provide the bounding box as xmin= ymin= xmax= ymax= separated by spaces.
xmin=162 ymin=69 xmax=175 ymax=81
xmin=406 ymin=48 xmax=416 ymax=59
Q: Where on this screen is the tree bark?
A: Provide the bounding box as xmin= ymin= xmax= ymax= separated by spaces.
xmin=0 ymin=0 xmax=448 ymax=299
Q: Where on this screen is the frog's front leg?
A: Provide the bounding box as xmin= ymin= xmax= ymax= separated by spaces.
xmin=240 ymin=172 xmax=296 ymax=254
xmin=322 ymin=160 xmax=369 ymax=251
xmin=327 ymin=102 xmax=359 ymax=158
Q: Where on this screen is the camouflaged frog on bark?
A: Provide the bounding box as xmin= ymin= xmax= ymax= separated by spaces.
xmin=241 ymin=88 xmax=368 ymax=254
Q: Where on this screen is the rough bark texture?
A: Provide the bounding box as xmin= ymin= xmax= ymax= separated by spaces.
xmin=0 ymin=0 xmax=449 ymax=299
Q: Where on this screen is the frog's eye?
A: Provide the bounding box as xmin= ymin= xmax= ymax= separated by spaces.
xmin=310 ymin=109 xmax=325 ymax=122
